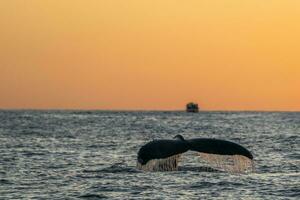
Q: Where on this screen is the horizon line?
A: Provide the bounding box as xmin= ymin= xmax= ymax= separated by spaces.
xmin=0 ymin=108 xmax=299 ymax=112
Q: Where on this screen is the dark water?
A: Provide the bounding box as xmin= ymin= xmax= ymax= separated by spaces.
xmin=0 ymin=111 xmax=299 ymax=199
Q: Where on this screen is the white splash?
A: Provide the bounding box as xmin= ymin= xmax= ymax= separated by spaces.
xmin=137 ymin=153 xmax=254 ymax=173
xmin=197 ymin=153 xmax=254 ymax=173
xmin=136 ymin=154 xmax=182 ymax=171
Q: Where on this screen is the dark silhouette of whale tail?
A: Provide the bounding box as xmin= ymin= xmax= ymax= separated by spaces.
xmin=137 ymin=135 xmax=254 ymax=173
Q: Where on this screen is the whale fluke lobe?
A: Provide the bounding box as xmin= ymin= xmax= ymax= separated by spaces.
xmin=187 ymin=138 xmax=253 ymax=160
xmin=137 ymin=138 xmax=189 ymax=166
xmin=137 ymin=135 xmax=254 ymax=173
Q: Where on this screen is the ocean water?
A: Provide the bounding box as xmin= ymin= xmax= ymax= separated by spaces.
xmin=0 ymin=111 xmax=299 ymax=199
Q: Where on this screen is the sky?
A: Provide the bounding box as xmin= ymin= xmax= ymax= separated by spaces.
xmin=0 ymin=1 xmax=299 ymax=111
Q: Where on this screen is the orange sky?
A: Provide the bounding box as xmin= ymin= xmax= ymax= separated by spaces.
xmin=0 ymin=1 xmax=299 ymax=111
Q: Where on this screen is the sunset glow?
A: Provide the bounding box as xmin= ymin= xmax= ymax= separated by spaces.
xmin=1 ymin=1 xmax=299 ymax=110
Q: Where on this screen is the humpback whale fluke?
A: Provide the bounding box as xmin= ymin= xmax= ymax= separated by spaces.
xmin=137 ymin=135 xmax=254 ymax=173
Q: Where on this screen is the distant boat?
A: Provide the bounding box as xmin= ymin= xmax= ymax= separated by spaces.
xmin=186 ymin=102 xmax=199 ymax=113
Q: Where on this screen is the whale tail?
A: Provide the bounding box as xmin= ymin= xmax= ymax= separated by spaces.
xmin=137 ymin=135 xmax=254 ymax=173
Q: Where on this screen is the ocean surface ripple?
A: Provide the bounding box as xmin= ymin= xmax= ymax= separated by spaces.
xmin=0 ymin=111 xmax=299 ymax=199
